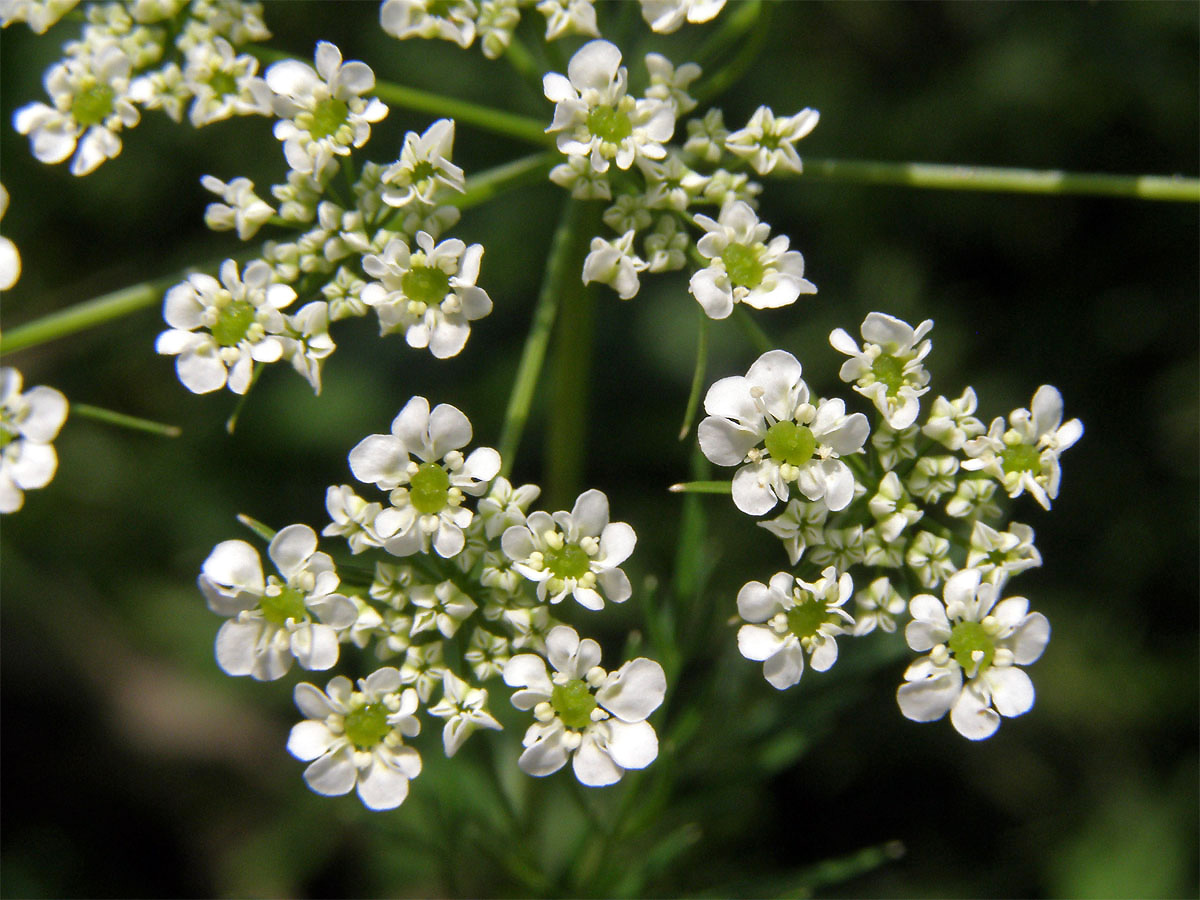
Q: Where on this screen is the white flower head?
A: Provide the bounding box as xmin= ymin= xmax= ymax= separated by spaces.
xmin=830 ymin=313 xmax=933 ymax=429
xmin=1 ymin=0 xmax=81 ymax=33
xmin=582 ymin=229 xmax=648 ymax=300
xmin=549 ymin=153 xmax=612 ymax=200
xmin=282 ymin=300 xmax=336 ymax=393
xmin=266 ymin=41 xmax=387 ymax=175
xmin=643 ymin=52 xmax=701 ymax=116
xmin=199 ymin=525 xmax=357 ymax=681
xmin=348 ymin=396 xmax=501 ymax=559
xmin=0 ymin=367 xmax=68 ymax=514
xmin=853 ymin=576 xmax=907 ymax=636
xmin=477 ymin=476 xmax=541 ymax=539
xmin=322 ymin=484 xmax=387 ymax=553
xmin=200 ymin=174 xmax=274 ymax=240
xmin=544 ymin=39 xmax=675 ymax=173
xmin=361 ymin=231 xmax=493 ymax=359
xmin=477 ymin=0 xmax=520 ymax=58
xmin=905 ymin=530 xmax=955 ymax=590
xmin=736 ymin=567 xmax=854 ymax=690
xmin=689 ymin=201 xmax=815 ymax=320
xmin=966 ymin=521 xmax=1042 ymax=584
xmin=868 ymin=470 xmax=924 ymax=543
xmin=174 ymin=35 xmax=273 ymax=127
xmin=697 ymin=349 xmax=869 ymax=515
xmin=287 ymin=668 xmax=422 ymax=810
xmin=381 ymin=0 xmax=478 ymax=48
xmin=501 ymin=489 xmax=636 ymax=610
xmin=410 ymin=580 xmax=478 ymax=638
xmin=897 ymin=568 xmax=1049 ymax=740
xmin=725 ymin=105 xmax=819 ymax=176
xmin=429 ymin=670 xmax=502 ymax=757
xmin=503 ymin=625 xmax=666 ymax=786
xmin=638 ymin=0 xmax=725 ymax=33
xmin=757 ymin=497 xmax=829 ymax=566
xmin=905 ymin=454 xmax=959 ymax=504
xmin=684 ymin=107 xmax=729 ymax=164
xmin=0 ymin=184 xmax=21 ymax=290
xmin=922 ymin=386 xmax=986 ymax=451
xmin=961 ymin=385 xmax=1083 ymax=510
xmin=536 ymin=0 xmax=598 ymax=40
xmin=381 ymin=118 xmax=465 ymax=209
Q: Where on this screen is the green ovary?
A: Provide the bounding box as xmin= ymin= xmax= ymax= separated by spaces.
xmin=344 ymin=703 xmax=391 ymax=749
xmin=71 ymin=84 xmax=115 ymax=127
xmin=544 ymin=543 xmax=591 ymax=580
xmin=786 ymin=598 xmax=828 ymax=640
xmin=309 ymin=96 xmax=349 ymax=140
xmin=720 ymin=243 xmax=764 ymax=289
xmin=551 ymin=679 xmax=597 ymax=730
xmin=259 ymin=586 xmax=308 ymax=626
xmin=401 ymin=265 xmax=451 ymax=307
xmin=764 ymin=420 xmax=816 ymax=467
xmin=208 ymin=71 xmax=239 ymax=96
xmin=948 ymin=620 xmax=995 ymax=673
xmin=409 ymin=462 xmax=451 ymax=514
xmin=211 ymin=299 xmax=256 ymax=347
xmin=1001 ymin=443 xmax=1040 ymax=475
xmin=586 ymin=105 xmax=632 ymax=143
xmin=871 ymin=353 xmax=906 ymax=395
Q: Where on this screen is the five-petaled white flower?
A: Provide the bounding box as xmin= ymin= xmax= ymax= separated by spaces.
xmin=830 ymin=313 xmax=933 ymax=429
xmin=361 ymin=231 xmax=493 ymax=359
xmin=502 ymin=489 xmax=635 ymax=610
xmin=897 ymin=568 xmax=1049 ymax=740
xmin=287 ymin=668 xmax=422 ymax=810
xmin=381 ymin=118 xmax=465 ymax=208
xmin=737 ymin=567 xmax=855 ymax=690
xmin=428 ymin=670 xmax=502 ymax=757
xmin=961 ymin=384 xmax=1083 ymax=510
xmin=698 ymin=349 xmax=869 ymax=515
xmin=689 ymin=201 xmax=815 ymax=320
xmin=725 ymin=105 xmax=819 ymax=175
xmin=503 ymin=625 xmax=665 ymax=786
xmin=0 ymin=367 xmax=68 ymax=514
xmin=381 ymin=0 xmax=479 ymax=48
xmin=348 ymin=396 xmax=501 ymax=558
xmin=198 ymin=524 xmax=358 ymax=681
xmin=156 ymin=259 xmax=297 ymax=394
xmin=544 ymin=39 xmax=675 ymax=173
xmin=582 ymin=229 xmax=648 ymax=300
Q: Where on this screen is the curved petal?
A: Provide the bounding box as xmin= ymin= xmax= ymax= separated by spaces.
xmin=572 ymin=732 xmax=623 ymax=786
xmin=986 ymin=666 xmax=1035 ymax=718
xmin=698 ymin=415 xmax=758 ymax=466
xmin=517 ymin=729 xmax=569 ymax=776
xmin=732 ymin=461 xmax=782 ymax=516
xmin=949 ymin=684 xmax=1001 ymax=740
xmin=596 ymin=658 xmax=666 ymax=722
xmin=269 ymin=524 xmax=318 ymax=577
xmin=569 ymin=489 xmax=609 ymax=538
xmin=302 ymin=747 xmax=357 ymax=796
xmin=203 ymin=540 xmax=264 ymax=592
xmin=348 ymin=434 xmax=408 ymax=487
xmin=598 ymin=521 xmax=636 ymax=567
xmin=287 ymin=720 xmax=335 ymax=761
xmin=292 ymin=623 xmax=340 ymax=671
xmin=357 ymin=757 xmax=411 ymax=810
xmin=1008 ymin=612 xmax=1051 ymax=665
xmin=736 ymin=624 xmax=783 ymax=662
xmin=896 ymin=667 xmax=961 ymax=723
xmin=762 ymin=642 xmax=805 ymax=689
xmin=604 ymin=719 xmax=659 ymax=770
xmin=736 ymin=579 xmax=776 ymax=623
xmin=214 ymin=619 xmax=262 ymax=677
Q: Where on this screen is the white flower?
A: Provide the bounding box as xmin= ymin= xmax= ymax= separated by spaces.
xmin=287 ymin=668 xmax=422 ymax=810
xmin=322 ymin=484 xmax=387 ymax=553
xmin=643 ymin=215 xmax=689 ymax=272
xmin=853 ymin=575 xmax=906 ymax=636
xmin=156 ymin=258 xmax=296 ymax=394
xmin=725 ymin=105 xmax=819 ymax=175
xmin=381 ymin=0 xmax=478 ymax=48
xmin=399 ymin=641 xmax=447 ymax=702
xmin=428 ymin=670 xmax=502 ymax=757
xmin=830 ymin=313 xmax=933 ymax=429
xmin=502 ymin=489 xmax=636 ymax=610
xmin=683 ymin=108 xmax=728 ymax=163
xmin=961 ymin=385 xmax=1083 ymax=510
xmin=643 ymin=53 xmax=701 ymax=116
xmin=697 ymin=349 xmax=869 ymax=515
xmin=582 ymin=229 xmax=648 ymax=300
xmin=1 ymin=0 xmax=80 ymax=33
xmin=871 ymin=422 xmax=918 ymax=472
xmin=689 ymin=201 xmax=815 ymax=319
xmin=381 ymin=119 xmax=465 ymax=208
xmin=464 ymin=627 xmax=510 ymax=681
xmin=14 ymin=41 xmax=140 ymax=175
xmin=198 ymin=525 xmax=357 ymax=681
xmin=200 ymin=174 xmax=274 ymax=240
xmin=176 ymin=35 xmax=272 ymax=127
xmin=477 ymin=0 xmax=520 ymax=58
xmin=808 ymin=524 xmax=864 ymax=571
xmin=477 ymin=476 xmax=541 ymax=539
xmin=868 ymin=470 xmax=923 ymax=543
xmin=349 ymin=396 xmax=501 ymax=558
xmin=966 ymin=521 xmax=1041 ymax=584
xmin=638 ymin=0 xmax=725 ymax=33
xmin=282 ymin=300 xmax=335 ymax=393
xmin=757 ymin=497 xmax=828 ymax=566
xmin=544 ymin=39 xmax=675 ymax=173
xmin=503 ymin=625 xmax=665 ymax=786
xmin=266 ymin=41 xmax=387 ymax=175
xmin=905 ymin=455 xmax=959 ymax=504
xmin=0 ymin=184 xmax=21 ymax=290
xmin=536 ymin=0 xmax=598 ymax=39
xmin=361 ymin=231 xmax=493 ymax=359
xmin=922 ymin=387 xmax=985 ymax=450
xmin=549 ymin=154 xmax=612 ymax=199
xmin=0 ymin=367 xmax=68 ymax=514
xmin=410 ymin=580 xmax=478 ymax=638
xmin=897 ymin=568 xmax=1049 ymax=740
xmin=945 ymin=477 xmax=1001 ymax=520
xmin=736 ymin=567 xmax=854 ymax=690
xmin=905 ymin=530 xmax=955 ymax=590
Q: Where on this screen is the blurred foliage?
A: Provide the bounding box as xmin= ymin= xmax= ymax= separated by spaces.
xmin=1 ymin=1 xmax=1197 ymax=897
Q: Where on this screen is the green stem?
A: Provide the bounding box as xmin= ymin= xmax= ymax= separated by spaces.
xmin=451 ymin=151 xmax=557 ymax=209
xmin=798 ymin=157 xmax=1200 ymax=202
xmin=731 ymin=304 xmax=775 ymax=355
xmin=236 ymin=513 xmax=277 ymax=543
xmin=694 ymin=0 xmax=761 ymax=70
xmin=678 ymin=310 xmax=709 ymax=440
xmin=667 ymin=480 xmax=731 ymax=495
xmin=693 ymin=0 xmax=773 ymax=105
xmin=70 ymin=403 xmax=181 ymax=437
xmin=497 ymin=197 xmax=590 ymax=478
xmin=502 ymin=33 xmax=544 ymax=87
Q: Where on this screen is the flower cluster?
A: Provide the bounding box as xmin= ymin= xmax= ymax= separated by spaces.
xmin=197 ymin=394 xmax=665 ymax=808
xmin=0 ymin=366 xmax=68 ymax=513
xmin=698 ymin=312 xmax=1079 ymax=739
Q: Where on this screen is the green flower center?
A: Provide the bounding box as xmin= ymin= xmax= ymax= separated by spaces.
xmin=71 ymin=83 xmax=115 ymax=127
xmin=720 ymin=243 xmax=765 ymax=289
xmin=309 ymin=96 xmax=349 ymax=140
xmin=544 ymin=542 xmax=591 ymax=580
xmin=0 ymin=427 xmax=15 ymax=450
xmin=948 ymin=620 xmax=996 ymax=674
xmin=871 ymin=353 xmax=906 ymax=395
xmin=401 ymin=264 xmax=451 ymax=307
xmin=586 ymin=105 xmax=633 ymax=143
xmin=409 ymin=462 xmax=451 ymax=514
xmin=786 ymin=596 xmax=829 ymax=640
xmin=259 ymin=585 xmax=309 ymax=626
xmin=408 ymin=160 xmax=440 ymax=185
xmin=551 ymin=679 xmax=597 ymax=731
xmin=211 ymin=299 xmax=256 ymax=347
xmin=426 ymin=0 xmax=455 ymax=17
xmin=344 ymin=702 xmax=391 ymax=749
xmin=764 ymin=420 xmax=817 ymax=467
xmin=1001 ymin=443 xmax=1041 ymax=475
xmin=208 ymin=71 xmax=239 ymax=97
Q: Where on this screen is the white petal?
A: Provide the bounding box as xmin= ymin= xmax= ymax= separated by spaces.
xmin=303 ymin=747 xmax=357 ymax=796
xmin=214 ymin=619 xmax=264 ymax=677
xmin=762 ymin=642 xmax=805 ymax=689
xmin=572 ymin=732 xmax=623 ymax=786
xmin=596 ymin=658 xmax=666 ymax=722
xmin=268 ymin=523 xmax=318 ymax=576
xmin=570 ymin=489 xmax=609 ymax=537
xmin=518 ymin=728 xmax=569 ymax=776
xmin=292 ymin=623 xmax=340 ymax=671
xmin=986 ymin=667 xmax=1035 ymax=718
xmin=9 ymin=442 xmax=56 ymax=489
xmin=949 ymin=685 xmax=1001 ymax=740
xmin=896 ymin=666 xmax=961 ymax=722
xmin=288 ymin=720 xmax=335 ymax=761
xmin=357 ymin=757 xmax=412 ymax=810
xmin=598 ymin=521 xmax=636 ymax=566
xmin=697 ymin=415 xmax=758 ymax=466
xmin=1008 ymin=612 xmax=1050 ymax=665
xmin=736 ymin=580 xmax=776 ymax=623
xmin=203 ymin=540 xmax=264 ymax=592
xmin=604 ymin=719 xmax=658 ymax=770
xmin=348 ymin=434 xmax=408 ymax=487
xmin=731 ymin=461 xmax=783 ymax=516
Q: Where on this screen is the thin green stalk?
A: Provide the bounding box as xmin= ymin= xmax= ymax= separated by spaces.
xmin=667 ymin=480 xmax=731 ymax=495
xmin=678 ymin=310 xmax=709 ymax=440
xmin=70 ymin=403 xmax=181 ymax=437
xmin=798 ymin=157 xmax=1200 ymax=202
xmin=731 ymin=304 xmax=775 ymax=355
xmin=451 ymin=151 xmax=557 ymax=209
xmin=225 ymin=364 xmax=263 ymax=434
xmin=1 ymin=278 xmax=171 ymax=355
xmin=693 ymin=0 xmax=773 ymax=105
xmin=502 ymin=33 xmax=544 ymax=87
xmin=236 ymin=513 xmax=277 ymax=542
xmin=694 ymin=0 xmax=762 ymax=70
xmin=497 ymin=197 xmax=589 ymax=477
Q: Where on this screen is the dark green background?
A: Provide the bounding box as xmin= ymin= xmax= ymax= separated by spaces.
xmin=2 ymin=2 xmax=1197 ymax=896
